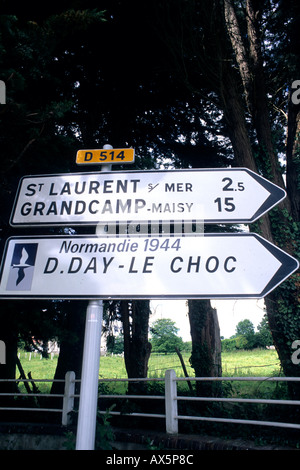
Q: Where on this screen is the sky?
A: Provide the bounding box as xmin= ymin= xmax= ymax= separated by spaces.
xmin=150 ymin=298 xmax=265 ymax=341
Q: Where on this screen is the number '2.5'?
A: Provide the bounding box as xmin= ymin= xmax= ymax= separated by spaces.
xmin=222 ymin=177 xmax=245 ymax=191
xmin=213 ymin=178 xmax=245 ymax=212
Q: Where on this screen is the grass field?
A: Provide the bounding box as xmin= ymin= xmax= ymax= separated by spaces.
xmin=16 ymin=348 xmax=282 ymax=395
xmin=16 ymin=348 xmax=299 ymax=448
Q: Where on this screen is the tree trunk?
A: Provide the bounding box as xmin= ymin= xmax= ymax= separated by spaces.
xmin=222 ymin=0 xmax=300 ymax=398
xmin=264 ymin=90 xmax=300 ymax=399
xmin=188 ymin=300 xmax=222 ymax=397
xmin=50 ymin=301 xmax=86 ymax=397
xmin=121 ymin=300 xmax=152 ymax=394
xmin=224 ymin=0 xmax=253 ymax=114
xmin=286 ymin=90 xmax=300 ymax=223
xmin=220 ymin=60 xmax=275 ymax=241
xmin=245 ymin=0 xmax=288 ymax=194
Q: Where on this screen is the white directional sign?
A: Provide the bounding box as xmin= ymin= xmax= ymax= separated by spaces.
xmin=0 ymin=233 xmax=298 ymax=299
xmin=10 ymin=168 xmax=286 ymax=226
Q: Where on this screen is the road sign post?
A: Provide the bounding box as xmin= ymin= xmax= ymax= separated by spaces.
xmin=75 ymin=300 xmax=103 ymax=450
xmin=75 ymin=145 xmax=112 ymax=451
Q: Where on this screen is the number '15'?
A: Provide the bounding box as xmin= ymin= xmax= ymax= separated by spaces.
xmin=214 ymin=197 xmax=235 ymax=212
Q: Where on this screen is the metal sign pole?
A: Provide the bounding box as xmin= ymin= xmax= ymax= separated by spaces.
xmin=75 ymin=145 xmax=112 ymax=450
xmin=75 ymin=300 xmax=103 ymax=450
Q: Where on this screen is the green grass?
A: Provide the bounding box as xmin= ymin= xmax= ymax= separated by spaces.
xmin=16 ymin=348 xmax=298 ymax=448
xmin=16 ymin=352 xmax=59 ymax=393
xmin=16 ymin=348 xmax=281 ymax=396
xmin=221 ymin=348 xmax=281 ymax=377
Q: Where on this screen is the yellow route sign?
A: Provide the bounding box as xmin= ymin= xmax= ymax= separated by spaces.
xmin=76 ymin=148 xmax=135 ymax=165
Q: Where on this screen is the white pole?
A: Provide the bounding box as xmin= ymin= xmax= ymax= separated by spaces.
xmin=75 ymin=300 xmax=103 ymax=450
xmin=75 ymin=144 xmax=113 ymax=450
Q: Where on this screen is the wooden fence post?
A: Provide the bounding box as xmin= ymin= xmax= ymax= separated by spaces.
xmin=0 ymin=340 xmax=5 ymax=364
xmin=62 ymin=371 xmax=75 ymax=426
xmin=165 ymin=369 xmax=178 ymax=434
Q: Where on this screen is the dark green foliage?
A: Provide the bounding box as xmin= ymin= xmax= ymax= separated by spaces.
xmin=150 ymin=318 xmax=184 ymax=354
xmin=63 ymin=405 xmax=115 ymax=450
xmin=222 ymin=317 xmax=274 ymax=351
xmin=106 ymin=334 xmax=124 ymax=355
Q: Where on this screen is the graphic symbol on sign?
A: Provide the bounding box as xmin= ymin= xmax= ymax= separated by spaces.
xmin=13 ymin=247 xmax=31 ymax=285
xmin=6 ymin=243 xmax=38 ymax=291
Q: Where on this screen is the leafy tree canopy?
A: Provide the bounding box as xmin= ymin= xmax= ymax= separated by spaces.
xmin=235 ymin=319 xmax=255 ymax=338
xmin=150 ymin=318 xmax=184 ymax=354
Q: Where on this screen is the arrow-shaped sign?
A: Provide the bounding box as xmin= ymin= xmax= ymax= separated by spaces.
xmin=0 ymin=233 xmax=298 ymax=299
xmin=10 ymin=168 xmax=286 ymax=226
